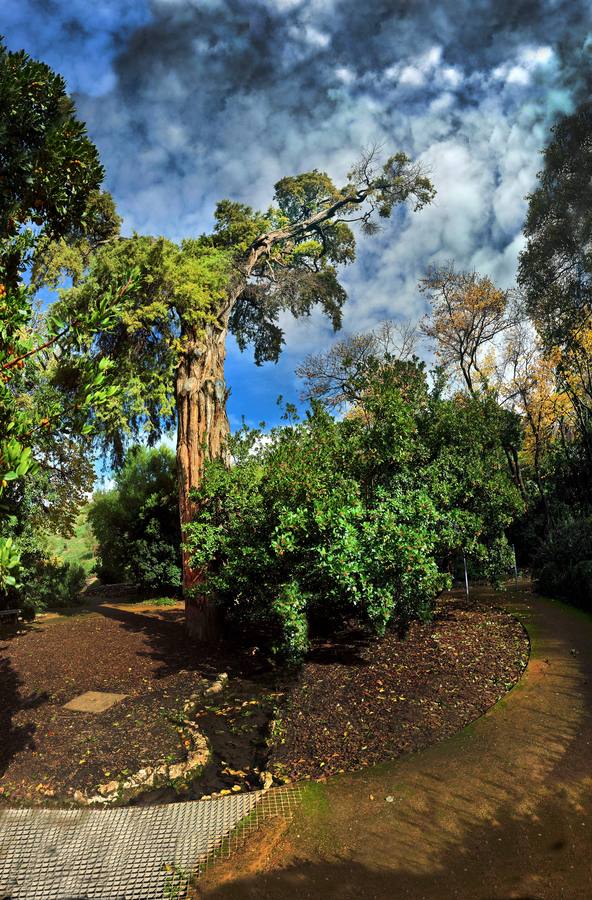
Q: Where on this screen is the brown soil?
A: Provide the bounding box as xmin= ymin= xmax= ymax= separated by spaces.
xmin=267 ymin=592 xmax=529 ymax=782
xmin=197 ymin=587 xmax=592 ymax=900
xmin=0 ymin=591 xmax=528 ymax=807
xmin=0 ymin=601 xmax=276 ymax=806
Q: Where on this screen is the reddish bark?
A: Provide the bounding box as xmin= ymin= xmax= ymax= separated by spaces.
xmin=176 ymin=320 xmax=230 ymax=641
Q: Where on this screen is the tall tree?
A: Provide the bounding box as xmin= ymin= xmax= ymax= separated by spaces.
xmin=501 ymin=323 xmax=568 ymax=527
xmin=519 ymin=104 xmax=592 ymax=468
xmin=419 ymin=262 xmax=526 ymax=498
xmin=518 ymin=103 xmax=592 ymax=346
xmin=0 ymin=40 xmax=133 ymax=600
xmin=55 ymin=150 xmax=435 ymax=637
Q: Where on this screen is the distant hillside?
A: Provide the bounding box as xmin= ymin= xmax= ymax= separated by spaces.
xmin=46 ymin=506 xmax=97 ymax=574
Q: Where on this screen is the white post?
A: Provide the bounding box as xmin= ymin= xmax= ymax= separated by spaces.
xmin=463 ymin=552 xmax=469 ymax=599
xmin=513 ymin=544 xmax=519 ymax=589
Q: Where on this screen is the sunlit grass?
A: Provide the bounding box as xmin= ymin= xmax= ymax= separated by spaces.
xmin=45 ymin=506 xmax=97 ymax=575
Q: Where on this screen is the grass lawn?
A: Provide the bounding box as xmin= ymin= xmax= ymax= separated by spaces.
xmin=45 ymin=506 xmax=96 ymax=575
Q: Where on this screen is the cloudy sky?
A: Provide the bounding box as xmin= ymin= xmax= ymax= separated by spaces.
xmin=3 ymin=0 xmax=591 ymax=427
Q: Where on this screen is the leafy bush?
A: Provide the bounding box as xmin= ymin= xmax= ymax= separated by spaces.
xmin=88 ymin=444 xmax=181 ymax=591
xmin=188 ymin=423 xmax=445 ymax=661
xmin=0 ymin=465 xmax=93 ymax=616
xmin=0 ymin=523 xmax=87 ymax=617
xmin=21 ymin=559 xmax=86 ymax=617
xmin=535 ymin=517 xmax=592 ymax=609
xmin=187 ymin=364 xmax=521 ymax=661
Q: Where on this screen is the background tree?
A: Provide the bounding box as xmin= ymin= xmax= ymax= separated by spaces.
xmin=419 ymin=262 xmax=525 ymax=496
xmin=54 ymin=149 xmax=435 ymax=638
xmin=500 ymin=323 xmax=570 ymax=529
xmin=518 ymin=103 xmax=592 ymax=347
xmin=419 ymin=262 xmax=514 ymax=395
xmin=297 ymin=319 xmax=418 ymax=409
xmin=510 ymin=105 xmax=592 ymax=606
xmin=88 ymin=444 xmax=181 ymax=592
xmin=0 ymin=40 xmax=134 ymax=606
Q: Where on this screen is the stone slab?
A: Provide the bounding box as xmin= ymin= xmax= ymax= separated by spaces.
xmin=63 ymin=691 xmax=127 ymax=713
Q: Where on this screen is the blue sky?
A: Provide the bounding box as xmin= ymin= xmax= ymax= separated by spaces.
xmin=3 ymin=0 xmax=591 ymax=433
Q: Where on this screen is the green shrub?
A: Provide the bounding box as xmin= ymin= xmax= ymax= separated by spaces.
xmin=22 ymin=559 xmax=87 ymax=615
xmin=0 ymin=519 xmax=86 ymax=617
xmin=535 ymin=517 xmax=592 ymax=609
xmin=187 ymin=423 xmax=446 ymax=661
xmin=88 ymin=444 xmax=181 ymax=591
xmin=186 ymin=366 xmax=521 ymax=661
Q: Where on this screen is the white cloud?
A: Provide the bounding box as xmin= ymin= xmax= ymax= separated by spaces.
xmin=520 ymin=45 xmax=554 ymax=67
xmin=441 ymin=65 xmax=463 ymax=87
xmin=399 ymin=65 xmax=425 ymax=86
xmin=7 ymin=0 xmax=580 ymax=413
xmin=506 ymin=66 xmax=530 ymax=85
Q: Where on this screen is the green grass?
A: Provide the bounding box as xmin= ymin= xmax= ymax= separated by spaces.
xmin=45 ymin=506 xmax=97 ymax=575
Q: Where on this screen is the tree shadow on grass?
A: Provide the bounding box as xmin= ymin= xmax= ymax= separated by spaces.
xmin=0 ymin=631 xmax=47 ymax=777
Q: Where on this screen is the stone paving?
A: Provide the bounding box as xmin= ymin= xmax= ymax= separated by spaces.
xmin=199 ymin=589 xmax=592 ymax=899
xmin=63 ymin=692 xmax=128 ymax=714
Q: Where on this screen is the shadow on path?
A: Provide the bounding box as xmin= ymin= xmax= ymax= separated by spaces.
xmin=200 ymin=589 xmax=592 ymax=900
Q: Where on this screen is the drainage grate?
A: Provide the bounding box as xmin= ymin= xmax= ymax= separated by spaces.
xmin=0 ymin=788 xmax=300 ymax=899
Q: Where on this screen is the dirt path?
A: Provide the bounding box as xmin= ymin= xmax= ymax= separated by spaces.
xmin=200 ymin=587 xmax=592 ymax=899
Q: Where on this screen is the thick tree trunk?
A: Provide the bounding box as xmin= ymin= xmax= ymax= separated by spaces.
xmin=176 ymin=320 xmax=230 ymax=642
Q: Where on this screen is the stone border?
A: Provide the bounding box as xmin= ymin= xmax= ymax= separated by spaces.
xmin=73 ymin=673 xmax=229 ymax=807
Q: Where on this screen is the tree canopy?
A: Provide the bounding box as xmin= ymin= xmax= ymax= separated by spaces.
xmin=518 ymin=103 xmax=592 ymax=346
xmin=0 ymin=39 xmax=135 ymax=605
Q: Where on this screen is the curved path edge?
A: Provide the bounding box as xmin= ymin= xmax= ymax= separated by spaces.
xmin=201 ymin=588 xmax=592 ymax=900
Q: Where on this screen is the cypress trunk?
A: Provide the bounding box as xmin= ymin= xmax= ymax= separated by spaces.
xmin=175 ymin=321 xmax=230 ymax=641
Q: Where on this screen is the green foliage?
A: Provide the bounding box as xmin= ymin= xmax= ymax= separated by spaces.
xmin=51 ymin=149 xmax=434 ymax=462
xmin=535 ymin=516 xmax=592 ymax=610
xmin=0 ymin=537 xmax=20 ymax=593
xmin=0 ymin=512 xmax=86 ymax=617
xmin=274 ymin=170 xmax=341 ymax=222
xmin=0 ymin=42 xmax=138 ymax=607
xmin=518 ymin=103 xmax=592 ymax=345
xmin=45 ymin=507 xmax=96 ymax=574
xmin=0 ymin=456 xmax=95 ymax=613
xmin=0 ymin=265 xmax=135 ymax=602
xmin=32 ymin=191 xmax=122 ymax=289
xmin=515 ymin=104 xmax=592 ymax=604
xmin=229 ymin=153 xmax=434 ymax=366
xmin=22 ymin=558 xmax=86 ymax=616
xmin=0 ymin=40 xmax=104 ymax=284
xmin=186 ymin=362 xmax=520 ymax=661
xmin=53 ymin=235 xmax=231 ymax=457
xmin=88 ymin=444 xmax=181 ymax=590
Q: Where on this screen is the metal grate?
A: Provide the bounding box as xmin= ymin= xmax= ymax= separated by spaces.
xmin=198 ymin=784 xmax=303 ymax=875
xmin=0 ymin=790 xmax=275 ymax=899
xmin=0 ymin=787 xmax=302 ymax=898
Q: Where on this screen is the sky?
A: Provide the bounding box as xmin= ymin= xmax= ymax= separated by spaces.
xmin=3 ymin=0 xmax=592 ymax=430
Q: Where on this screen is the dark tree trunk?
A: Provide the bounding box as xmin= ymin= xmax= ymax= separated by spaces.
xmin=175 ymin=320 xmax=230 ymax=641
xmin=504 ymin=446 xmax=527 ymax=501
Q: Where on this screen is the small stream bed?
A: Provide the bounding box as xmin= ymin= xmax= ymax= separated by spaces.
xmin=129 ymin=675 xmax=287 ymax=806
